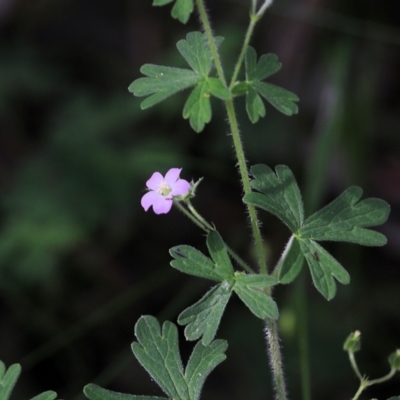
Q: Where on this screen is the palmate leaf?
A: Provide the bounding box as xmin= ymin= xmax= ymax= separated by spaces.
xmin=170 ymin=230 xmax=234 ymax=282
xmin=233 ymin=273 xmax=279 ymax=319
xmin=298 ymin=186 xmax=390 ymax=246
xmin=244 ymin=163 xmax=390 ymax=300
xmin=129 ymin=65 xmax=198 ymax=109
xmin=132 ymin=317 xmax=188 ymax=400
xmin=178 ymin=283 xmax=232 ymax=345
xmin=238 ymin=46 xmax=299 ymax=123
xmin=84 ymin=317 xmax=227 ymax=400
xmin=244 ymin=164 xmax=304 ymax=232
xmin=129 ymin=32 xmax=229 ymax=133
xmin=182 ymin=77 xmax=230 ymax=132
xmin=152 ymin=0 xmax=194 ymax=24
xmin=173 ymin=230 xmax=279 ymax=344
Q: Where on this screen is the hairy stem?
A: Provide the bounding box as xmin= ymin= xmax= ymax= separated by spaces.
xmin=265 ymin=318 xmax=288 ymax=400
xmin=229 ymin=16 xmax=257 ymax=88
xmin=195 ymin=1 xmax=288 ymax=399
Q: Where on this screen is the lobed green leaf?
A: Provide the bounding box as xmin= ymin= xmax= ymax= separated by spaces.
xmin=206 ymin=231 xmax=234 ymax=279
xmin=131 ymin=316 xmax=188 ymax=400
xmin=178 ymin=283 xmax=232 ymax=346
xmin=183 ymin=81 xmax=212 ymax=133
xmin=128 ymin=65 xmax=198 ymax=109
xmin=277 ymin=235 xmax=304 ymax=284
xmin=244 ymin=164 xmax=304 ymax=232
xmin=0 ymin=363 xmax=21 ymax=400
xmin=177 ymin=32 xmax=223 ymax=76
xmin=253 ymin=81 xmax=299 ymax=116
xmin=246 ymin=86 xmax=265 ymax=123
xmin=170 ymin=244 xmax=227 ymax=282
xmin=242 ymin=47 xmax=299 ymax=122
xmin=299 ymin=186 xmax=390 ymax=246
xmin=30 ymin=392 xmax=58 ymax=400
xmin=298 ymin=239 xmax=350 ymax=300
xmin=233 ymin=273 xmax=279 ymax=319
xmin=233 ymin=284 xmax=279 ymax=320
xmin=185 ymin=339 xmax=227 ymax=400
xmin=84 ymin=384 xmax=166 ymax=400
xmin=245 ymin=47 xmax=282 ymax=82
xmin=153 ymin=0 xmax=194 ymax=24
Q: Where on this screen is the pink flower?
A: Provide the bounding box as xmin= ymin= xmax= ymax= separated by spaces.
xmin=141 ymin=168 xmax=190 ymax=214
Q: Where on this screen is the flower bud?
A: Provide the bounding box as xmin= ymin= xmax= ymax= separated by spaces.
xmin=388 ymin=349 xmax=400 ymax=371
xmin=343 ymin=331 xmax=361 ymax=352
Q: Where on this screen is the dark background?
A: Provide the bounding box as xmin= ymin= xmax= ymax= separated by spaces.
xmin=0 ymin=0 xmax=399 ymax=399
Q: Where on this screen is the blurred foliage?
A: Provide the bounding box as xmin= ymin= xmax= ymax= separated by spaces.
xmin=0 ymin=0 xmax=399 ymax=399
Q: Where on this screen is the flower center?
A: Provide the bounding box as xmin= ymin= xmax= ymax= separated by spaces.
xmin=157 ymin=181 xmax=172 ymax=197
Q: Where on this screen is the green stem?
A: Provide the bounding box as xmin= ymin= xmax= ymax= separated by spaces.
xmin=195 ymin=0 xmax=227 ymax=85
xmin=174 ymin=200 xmax=209 ymax=232
xmin=229 ymin=16 xmax=257 ymax=88
xmin=224 ymin=99 xmax=267 ymax=274
xmin=187 ymin=199 xmax=214 ymax=230
xmin=349 ymin=352 xmax=363 ymax=381
xmin=197 ymin=0 xmax=267 ymax=275
xmin=368 ymin=368 xmax=396 ymax=386
xmin=195 ymin=2 xmax=287 ymax=399
xmin=351 ymin=381 xmax=367 ymax=400
xmin=296 ymin=272 xmax=312 ymax=400
xmin=265 ymin=318 xmax=288 ymax=400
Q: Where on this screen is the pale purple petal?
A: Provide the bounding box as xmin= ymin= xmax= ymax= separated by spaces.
xmin=152 ymin=197 xmax=173 ymax=214
xmin=164 ymin=168 xmax=182 ymax=185
xmin=171 ymin=179 xmax=190 ymax=196
xmin=146 ymin=172 xmax=164 ymax=190
xmin=141 ymin=191 xmax=163 ymax=211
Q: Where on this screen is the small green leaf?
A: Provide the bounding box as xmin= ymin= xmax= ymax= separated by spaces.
xmin=183 ymin=80 xmax=212 ymax=133
xmin=0 ymin=361 xmax=5 ymax=381
xmin=185 ymin=339 xmax=227 ymax=400
xmin=178 ymin=283 xmax=232 ymax=345
xmin=233 ymin=273 xmax=279 ymax=319
xmin=245 ymin=47 xmax=282 ymax=82
xmin=278 ymin=235 xmax=304 ymax=284
xmin=0 ymin=363 xmax=21 ymax=400
xmin=299 ymin=239 xmax=350 ymax=300
xmin=299 ymin=186 xmax=390 ymax=246
xmin=131 ymin=316 xmax=189 ymax=400
xmin=128 ymin=65 xmax=198 ymax=109
xmin=242 ymin=47 xmax=299 ymax=122
xmin=246 ymin=86 xmax=265 ymax=123
xmin=177 ymin=32 xmax=223 ymax=76
xmin=253 ymin=81 xmax=299 ymax=116
xmin=207 ymin=78 xmax=231 ymax=100
xmin=243 ymin=164 xmax=304 ymax=232
xmin=170 ymin=244 xmax=228 ymax=282
xmin=153 ymin=0 xmax=194 ymax=24
xmin=85 ymin=317 xmax=227 ymax=400
xmin=84 ymin=383 xmax=166 ymax=400
xmin=30 ymin=392 xmax=58 ymax=400
xmin=386 ymin=397 xmax=400 ymax=400
xmin=206 ymin=231 xmax=234 ymax=279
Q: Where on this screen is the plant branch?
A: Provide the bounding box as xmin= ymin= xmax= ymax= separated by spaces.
xmin=195 ymin=2 xmax=287 ymax=399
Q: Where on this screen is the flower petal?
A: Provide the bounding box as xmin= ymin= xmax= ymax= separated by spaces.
xmin=141 ymin=191 xmax=162 ymax=211
xmin=171 ymin=179 xmax=190 ymax=196
xmin=152 ymin=197 xmax=173 ymax=214
xmin=146 ymin=172 xmax=164 ymax=190
xmin=164 ymin=168 xmax=182 ymax=185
